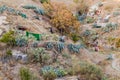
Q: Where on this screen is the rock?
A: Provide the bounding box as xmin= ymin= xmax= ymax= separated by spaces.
xmin=12 ymin=50 xmax=28 ymax=63
xmin=55 ymin=76 xmax=78 ymax=80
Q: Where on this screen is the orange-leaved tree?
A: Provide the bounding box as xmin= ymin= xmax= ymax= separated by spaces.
xmin=43 ymin=2 xmax=80 ymax=34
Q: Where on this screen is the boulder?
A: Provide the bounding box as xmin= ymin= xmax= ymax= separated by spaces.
xmin=12 ymin=50 xmax=28 ymax=63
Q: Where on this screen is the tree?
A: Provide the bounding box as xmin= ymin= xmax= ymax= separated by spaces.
xmin=43 ymin=2 xmax=80 ymax=34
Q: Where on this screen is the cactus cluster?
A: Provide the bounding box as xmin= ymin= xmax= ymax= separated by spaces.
xmin=40 ymin=66 xmax=67 ymax=78
xmin=55 ymin=42 xmax=65 ymax=53
xmin=67 ymin=44 xmax=83 ymax=53
xmin=45 ymin=42 xmax=65 ymax=53
xmin=0 ymin=5 xmax=27 ymax=18
xmin=22 ymin=5 xmax=45 ymax=15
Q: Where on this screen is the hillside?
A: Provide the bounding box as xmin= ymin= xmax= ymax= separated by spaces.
xmin=0 ymin=0 xmax=120 ymax=80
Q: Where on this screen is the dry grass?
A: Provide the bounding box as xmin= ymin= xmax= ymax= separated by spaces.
xmin=104 ymin=4 xmax=114 ymax=12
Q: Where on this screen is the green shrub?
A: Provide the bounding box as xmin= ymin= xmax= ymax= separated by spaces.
xmin=0 ymin=30 xmax=16 ymax=46
xmin=79 ymin=62 xmax=106 ymax=80
xmin=40 ymin=0 xmax=49 ymax=3
xmin=33 ymin=48 xmax=50 ymax=65
xmin=20 ymin=67 xmax=38 ymax=80
xmin=71 ymin=33 xmax=80 ymax=43
xmin=86 ymin=17 xmax=95 ymax=23
xmin=0 ymin=5 xmax=7 ymax=13
xmin=40 ymin=66 xmax=67 ymax=80
xmin=6 ymin=49 xmax=12 ymax=56
xmin=62 ymin=53 xmax=71 ymax=59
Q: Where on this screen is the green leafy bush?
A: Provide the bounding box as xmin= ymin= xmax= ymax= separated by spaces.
xmin=0 ymin=30 xmax=16 ymax=46
xmin=20 ymin=67 xmax=38 ymax=80
xmin=33 ymin=48 xmax=50 ymax=65
xmin=40 ymin=0 xmax=49 ymax=3
xmin=71 ymin=33 xmax=80 ymax=43
xmin=79 ymin=62 xmax=106 ymax=80
xmin=6 ymin=49 xmax=12 ymax=56
xmin=16 ymin=36 xmax=28 ymax=47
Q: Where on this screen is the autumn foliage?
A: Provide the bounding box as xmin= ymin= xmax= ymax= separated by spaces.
xmin=43 ymin=2 xmax=80 ymax=34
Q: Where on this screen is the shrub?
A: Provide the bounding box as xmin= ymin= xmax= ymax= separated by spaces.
xmin=0 ymin=5 xmax=7 ymax=13
xmin=70 ymin=33 xmax=80 ymax=43
xmin=6 ymin=49 xmax=12 ymax=56
xmin=40 ymin=0 xmax=49 ymax=3
xmin=16 ymin=36 xmax=28 ymax=47
xmin=62 ymin=53 xmax=71 ymax=59
xmin=20 ymin=67 xmax=38 ymax=80
xmin=86 ymin=17 xmax=95 ymax=23
xmin=33 ymin=48 xmax=50 ymax=65
xmin=67 ymin=44 xmax=83 ymax=53
xmin=40 ymin=66 xmax=67 ymax=80
xmin=79 ymin=62 xmax=106 ymax=80
xmin=0 ymin=30 xmax=16 ymax=46
xmin=115 ymin=38 xmax=120 ymax=48
xmin=43 ymin=2 xmax=80 ymax=34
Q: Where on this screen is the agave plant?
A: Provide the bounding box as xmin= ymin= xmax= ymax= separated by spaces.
xmin=22 ymin=5 xmax=37 ymax=9
xmin=34 ymin=8 xmax=45 ymax=15
xmin=55 ymin=42 xmax=65 ymax=53
xmin=45 ymin=42 xmax=54 ymax=50
xmin=0 ymin=5 xmax=7 ymax=13
xmin=67 ymin=44 xmax=83 ymax=53
xmin=40 ymin=66 xmax=67 ymax=79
